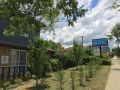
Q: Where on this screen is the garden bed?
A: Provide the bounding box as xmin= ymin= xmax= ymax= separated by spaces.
xmin=10 ymin=65 xmax=110 ymax=90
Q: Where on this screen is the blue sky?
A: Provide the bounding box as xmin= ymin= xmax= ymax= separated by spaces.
xmin=90 ymin=0 xmax=100 ymax=9
xmin=41 ymin=0 xmax=120 ymax=48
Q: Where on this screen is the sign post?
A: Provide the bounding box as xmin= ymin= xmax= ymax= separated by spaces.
xmin=92 ymin=38 xmax=109 ymax=57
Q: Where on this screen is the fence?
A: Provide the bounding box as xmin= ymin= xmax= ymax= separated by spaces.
xmin=0 ymin=66 xmax=26 ymax=80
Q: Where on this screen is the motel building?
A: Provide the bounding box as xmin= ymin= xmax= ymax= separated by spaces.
xmin=0 ymin=20 xmax=29 ymax=80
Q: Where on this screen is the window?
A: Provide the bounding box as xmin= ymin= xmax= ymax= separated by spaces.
xmin=1 ymin=56 xmax=9 ymax=64
xmin=11 ymin=50 xmax=19 ymax=66
xmin=11 ymin=49 xmax=27 ymax=66
xmin=11 ymin=49 xmax=27 ymax=74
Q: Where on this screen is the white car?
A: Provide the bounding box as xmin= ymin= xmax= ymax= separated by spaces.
xmin=113 ymin=55 xmax=118 ymax=60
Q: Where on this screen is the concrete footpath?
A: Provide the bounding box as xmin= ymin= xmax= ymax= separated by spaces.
xmin=105 ymin=58 xmax=120 ymax=90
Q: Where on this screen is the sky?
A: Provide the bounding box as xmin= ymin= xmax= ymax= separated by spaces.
xmin=41 ymin=0 xmax=120 ymax=48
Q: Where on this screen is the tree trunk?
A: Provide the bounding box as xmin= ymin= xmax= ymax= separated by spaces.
xmin=36 ymin=78 xmax=38 ymax=87
xmin=118 ymin=42 xmax=119 ymax=48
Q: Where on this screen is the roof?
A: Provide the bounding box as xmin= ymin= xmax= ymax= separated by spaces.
xmin=0 ymin=20 xmax=28 ymax=50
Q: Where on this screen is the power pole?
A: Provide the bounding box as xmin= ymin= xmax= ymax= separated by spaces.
xmin=81 ymin=36 xmax=83 ymax=49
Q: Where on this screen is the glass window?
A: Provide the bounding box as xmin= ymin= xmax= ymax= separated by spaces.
xmin=19 ymin=51 xmax=27 ymax=66
xmin=11 ymin=50 xmax=19 ymax=66
xmin=11 ymin=49 xmax=27 ymax=74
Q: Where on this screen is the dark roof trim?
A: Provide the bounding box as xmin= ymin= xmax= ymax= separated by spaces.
xmin=0 ymin=42 xmax=28 ymax=50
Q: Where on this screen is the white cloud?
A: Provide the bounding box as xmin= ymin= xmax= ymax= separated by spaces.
xmin=41 ymin=0 xmax=120 ymax=48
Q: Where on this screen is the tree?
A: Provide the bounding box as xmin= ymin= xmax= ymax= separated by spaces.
xmin=112 ymin=0 xmax=120 ymax=10
xmin=112 ymin=47 xmax=120 ymax=56
xmin=0 ymin=0 xmax=87 ymax=36
xmin=73 ymin=38 xmax=83 ymax=65
xmin=107 ymin=23 xmax=120 ymax=47
xmin=29 ymin=37 xmax=50 ymax=87
xmin=112 ymin=23 xmax=120 ymax=47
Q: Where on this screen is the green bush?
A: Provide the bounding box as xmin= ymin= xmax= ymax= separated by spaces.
xmin=14 ymin=78 xmax=23 ymax=83
xmin=24 ymin=71 xmax=32 ymax=81
xmin=102 ymin=59 xmax=111 ymax=65
xmin=10 ymin=80 xmax=15 ymax=85
xmin=50 ymin=58 xmax=59 ymax=71
xmin=2 ymin=81 xmax=10 ymax=90
xmin=32 ymin=75 xmax=36 ymax=79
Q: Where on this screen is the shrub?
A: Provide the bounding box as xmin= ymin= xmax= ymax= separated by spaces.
xmin=10 ymin=80 xmax=15 ymax=85
xmin=50 ymin=58 xmax=59 ymax=71
xmin=24 ymin=71 xmax=32 ymax=81
xmin=14 ymin=78 xmax=23 ymax=83
xmin=102 ymin=58 xmax=111 ymax=65
xmin=32 ymin=75 xmax=36 ymax=79
xmin=2 ymin=81 xmax=10 ymax=90
xmin=102 ymin=54 xmax=110 ymax=59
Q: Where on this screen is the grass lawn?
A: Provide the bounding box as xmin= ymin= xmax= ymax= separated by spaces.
xmin=12 ymin=66 xmax=110 ymax=90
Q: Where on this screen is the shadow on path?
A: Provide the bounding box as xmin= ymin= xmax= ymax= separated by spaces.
xmin=26 ymin=83 xmax=50 ymax=90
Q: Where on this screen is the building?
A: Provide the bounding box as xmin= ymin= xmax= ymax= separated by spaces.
xmin=0 ymin=20 xmax=29 ymax=80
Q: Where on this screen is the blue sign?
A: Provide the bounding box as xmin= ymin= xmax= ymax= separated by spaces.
xmin=92 ymin=38 xmax=108 ymax=46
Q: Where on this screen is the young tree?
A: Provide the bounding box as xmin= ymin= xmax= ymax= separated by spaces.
xmin=70 ymin=69 xmax=76 ymax=90
xmin=55 ymin=70 xmax=65 ymax=90
xmin=29 ymin=37 xmax=50 ymax=87
xmin=73 ymin=38 xmax=83 ymax=65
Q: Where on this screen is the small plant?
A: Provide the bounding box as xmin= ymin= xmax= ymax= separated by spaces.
xmin=85 ymin=64 xmax=90 ymax=81
xmin=2 ymin=81 xmax=10 ymax=90
xmin=10 ymin=80 xmax=15 ymax=85
xmin=14 ymin=78 xmax=23 ymax=83
xmin=55 ymin=70 xmax=65 ymax=90
xmin=70 ymin=69 xmax=76 ymax=90
xmin=24 ymin=71 xmax=32 ymax=81
xmin=88 ymin=61 xmax=94 ymax=78
xmin=78 ymin=65 xmax=86 ymax=86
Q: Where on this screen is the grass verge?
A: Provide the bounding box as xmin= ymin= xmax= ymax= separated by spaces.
xmin=12 ymin=66 xmax=110 ymax=90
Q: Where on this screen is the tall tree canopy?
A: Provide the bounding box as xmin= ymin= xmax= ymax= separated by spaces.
xmin=112 ymin=0 xmax=120 ymax=10
xmin=0 ymin=0 xmax=87 ymax=36
xmin=112 ymin=23 xmax=120 ymax=47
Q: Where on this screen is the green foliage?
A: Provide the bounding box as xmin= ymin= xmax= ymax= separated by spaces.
xmin=78 ymin=65 xmax=86 ymax=86
xmin=47 ymin=40 xmax=58 ymax=50
xmin=55 ymin=70 xmax=65 ymax=90
xmin=24 ymin=71 xmax=32 ymax=81
xmin=70 ymin=70 xmax=76 ymax=90
xmin=112 ymin=23 xmax=120 ymax=47
xmin=14 ymin=78 xmax=23 ymax=83
xmin=112 ymin=47 xmax=120 ymax=56
xmin=84 ymin=47 xmax=94 ymax=56
xmin=50 ymin=58 xmax=59 ymax=71
xmin=29 ymin=37 xmax=50 ymax=86
xmin=2 ymin=81 xmax=10 ymax=90
xmin=9 ymin=80 xmax=15 ymax=85
xmin=111 ymin=0 xmax=120 ymax=10
xmin=102 ymin=58 xmax=111 ymax=65
xmin=0 ymin=0 xmax=87 ymax=36
xmin=73 ymin=38 xmax=83 ymax=65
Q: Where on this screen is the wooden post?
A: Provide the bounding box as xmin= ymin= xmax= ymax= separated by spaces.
xmin=7 ymin=67 xmax=10 ymax=80
xmin=23 ymin=66 xmax=25 ymax=77
xmin=18 ymin=66 xmax=21 ymax=77
xmin=99 ymin=46 xmax=102 ymax=58
xmin=13 ymin=67 xmax=16 ymax=79
xmin=1 ymin=67 xmax=5 ymax=80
